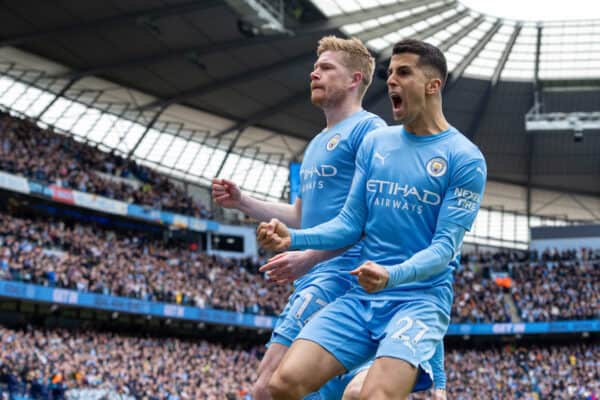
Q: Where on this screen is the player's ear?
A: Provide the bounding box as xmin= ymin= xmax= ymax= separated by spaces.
xmin=351 ymin=71 xmax=363 ymax=89
xmin=426 ymin=77 xmax=442 ymax=95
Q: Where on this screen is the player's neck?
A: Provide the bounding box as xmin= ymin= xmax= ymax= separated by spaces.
xmin=405 ymin=106 xmax=449 ymax=136
xmin=323 ymin=100 xmax=362 ymax=130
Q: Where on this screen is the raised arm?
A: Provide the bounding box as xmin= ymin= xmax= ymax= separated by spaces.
xmin=212 ymin=178 xmax=302 ymax=228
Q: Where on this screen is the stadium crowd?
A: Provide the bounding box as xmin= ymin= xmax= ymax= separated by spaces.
xmin=0 ymin=212 xmax=289 ymax=316
xmin=414 ymin=343 xmax=599 ymax=400
xmin=512 ymin=258 xmax=599 ymax=322
xmin=451 ymin=263 xmax=512 ymax=323
xmin=0 ymin=326 xmax=260 ymax=400
xmin=0 ymin=113 xmax=211 ymax=218
xmin=0 ymin=111 xmax=597 ymax=322
xmin=0 ymin=325 xmax=597 ymax=400
xmin=455 ymin=248 xmax=599 ymax=323
xmin=1 ymin=209 xmax=598 ymax=322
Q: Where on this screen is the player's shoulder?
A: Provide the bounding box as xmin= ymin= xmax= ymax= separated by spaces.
xmin=364 ymin=124 xmax=400 ymax=141
xmin=447 ymin=127 xmax=485 ymax=162
xmin=356 ymin=125 xmax=400 ymax=154
xmin=353 ymin=111 xmax=387 ymax=131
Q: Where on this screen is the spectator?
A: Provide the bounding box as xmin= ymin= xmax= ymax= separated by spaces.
xmin=0 ymin=113 xmax=211 ymax=219
xmin=411 ymin=343 xmax=599 ymax=400
xmin=0 ymin=211 xmax=291 ymax=316
xmin=0 ymin=325 xmax=597 ymax=399
xmin=0 ymin=326 xmax=264 ymax=399
xmin=1 ymin=210 xmax=598 ymax=322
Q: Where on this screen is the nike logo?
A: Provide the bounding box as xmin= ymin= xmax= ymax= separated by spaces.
xmin=374 ymin=151 xmax=386 ymax=165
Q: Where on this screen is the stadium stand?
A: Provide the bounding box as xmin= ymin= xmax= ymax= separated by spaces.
xmin=0 ymin=209 xmax=597 ymax=323
xmin=0 ymin=211 xmax=289 ymax=316
xmin=1 ymin=324 xmax=597 ymax=399
xmin=0 ymin=1 xmax=597 ymax=399
xmin=0 ymin=113 xmax=211 ymax=219
xmin=411 ymin=343 xmax=599 ymax=400
xmin=0 ymin=325 xmax=262 ymax=400
xmin=511 ymin=255 xmax=599 ymax=322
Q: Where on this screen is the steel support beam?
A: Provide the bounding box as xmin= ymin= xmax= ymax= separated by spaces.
xmin=465 ymin=24 xmax=522 ymax=140
xmin=321 ymin=0 xmax=447 ymax=30
xmin=53 ymin=0 xmax=452 ymax=81
xmin=371 ymin=17 xmax=485 ymax=91
xmin=489 ymin=175 xmax=600 ymax=199
xmin=379 ymin=9 xmax=469 ymax=60
xmin=528 ymin=19 xmax=538 ymax=224
xmin=196 ymin=93 xmax=309 ymax=180
xmin=239 ymin=133 xmax=278 ymax=150
xmin=534 ymin=24 xmax=542 ymax=84
xmin=438 ymin=16 xmax=485 ymax=52
xmin=358 ymin=2 xmax=456 ymax=43
xmin=126 ymin=107 xmax=166 ymax=159
xmin=214 ymin=128 xmax=246 ymax=178
xmin=447 ymin=19 xmax=502 ymax=88
xmin=491 ymin=24 xmax=521 ymax=85
xmin=570 ymin=195 xmax=600 ymax=221
xmin=34 ymin=78 xmax=80 ymax=120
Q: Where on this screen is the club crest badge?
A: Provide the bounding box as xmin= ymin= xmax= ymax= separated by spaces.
xmin=427 ymin=157 xmax=447 ymax=177
xmin=326 ymin=134 xmax=341 ymax=151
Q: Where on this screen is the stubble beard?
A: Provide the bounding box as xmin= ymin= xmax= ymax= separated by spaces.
xmin=312 ymin=87 xmax=346 ymax=109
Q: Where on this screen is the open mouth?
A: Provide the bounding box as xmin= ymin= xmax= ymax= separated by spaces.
xmin=390 ymin=92 xmax=403 ymax=111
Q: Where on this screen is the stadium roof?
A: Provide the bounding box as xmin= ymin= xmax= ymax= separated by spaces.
xmin=311 ymin=0 xmax=600 ymax=80
xmin=0 ymin=0 xmax=598 ymax=210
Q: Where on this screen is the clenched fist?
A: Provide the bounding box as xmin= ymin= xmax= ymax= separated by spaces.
xmin=256 ymin=218 xmax=292 ymax=252
xmin=212 ymin=178 xmax=242 ymax=209
xmin=350 ymin=261 xmax=389 ymax=293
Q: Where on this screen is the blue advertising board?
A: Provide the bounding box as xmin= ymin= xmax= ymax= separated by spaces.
xmin=1 ymin=281 xmax=598 ymax=335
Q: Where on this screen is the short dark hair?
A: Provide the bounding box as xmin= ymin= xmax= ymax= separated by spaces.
xmin=392 ymin=39 xmax=448 ymax=85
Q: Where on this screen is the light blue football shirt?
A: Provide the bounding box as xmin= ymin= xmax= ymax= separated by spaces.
xmin=299 ymin=109 xmax=386 ymax=230
xmin=291 ymin=125 xmax=487 ymax=312
xmin=295 ymin=109 xmax=386 ymax=282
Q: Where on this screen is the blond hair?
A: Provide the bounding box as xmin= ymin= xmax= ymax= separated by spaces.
xmin=317 ymin=36 xmax=375 ymax=99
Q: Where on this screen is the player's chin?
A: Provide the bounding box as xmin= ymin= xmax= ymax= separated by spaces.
xmin=310 ymin=94 xmax=325 ymax=106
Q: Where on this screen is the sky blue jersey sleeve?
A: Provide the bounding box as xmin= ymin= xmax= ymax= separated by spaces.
xmin=386 ymin=157 xmax=486 ymax=287
xmin=430 ymin=342 xmax=446 ymax=389
xmin=289 ymin=141 xmax=371 ymax=250
xmin=348 ymin=117 xmax=387 ymax=153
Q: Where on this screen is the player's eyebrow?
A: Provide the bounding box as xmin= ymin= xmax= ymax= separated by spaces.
xmin=388 ymin=65 xmax=412 ymax=76
xmin=314 ymin=60 xmax=335 ymax=69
